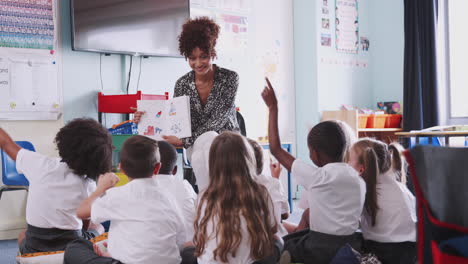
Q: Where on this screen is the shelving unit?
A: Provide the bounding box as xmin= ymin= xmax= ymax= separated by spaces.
xmin=322 ymin=110 xmax=403 ymax=143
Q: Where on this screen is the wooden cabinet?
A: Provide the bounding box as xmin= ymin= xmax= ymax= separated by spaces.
xmin=321 ymin=110 xmax=403 ymax=144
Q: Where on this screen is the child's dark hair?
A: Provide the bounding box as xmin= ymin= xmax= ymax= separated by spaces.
xmin=307 ymin=120 xmax=350 ymax=162
xmin=178 ymin=17 xmax=220 ymax=59
xmin=247 ymin=138 xmax=263 ymax=175
xmin=158 ymin=140 xmax=178 ymax=175
xmin=120 ymin=136 xmax=160 ymax=179
xmin=54 ymin=118 xmax=112 ymax=181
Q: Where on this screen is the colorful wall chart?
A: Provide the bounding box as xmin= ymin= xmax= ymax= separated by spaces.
xmin=0 ymin=0 xmax=54 ymax=50
xmin=335 ymin=0 xmax=358 ymax=54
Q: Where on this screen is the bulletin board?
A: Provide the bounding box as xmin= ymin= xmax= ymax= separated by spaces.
xmin=0 ymin=0 xmax=62 ymax=120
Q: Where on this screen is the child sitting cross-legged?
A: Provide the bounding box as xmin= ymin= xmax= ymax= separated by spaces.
xmin=64 ymin=135 xmax=187 ymax=264
xmin=347 ymin=138 xmax=416 ymax=264
xmin=261 ymin=78 xmax=366 ymax=264
xmin=0 ymin=118 xmax=112 ymax=254
xmin=182 ymin=131 xmax=282 ymax=264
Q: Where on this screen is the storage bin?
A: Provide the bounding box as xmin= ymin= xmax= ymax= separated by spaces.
xmin=385 ymin=114 xmax=402 ymax=128
xmin=367 ymin=114 xmax=387 ymax=128
xmin=358 ymin=114 xmax=369 ymax=128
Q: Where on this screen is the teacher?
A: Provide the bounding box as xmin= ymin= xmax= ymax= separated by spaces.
xmin=134 ymin=17 xmax=240 ymax=149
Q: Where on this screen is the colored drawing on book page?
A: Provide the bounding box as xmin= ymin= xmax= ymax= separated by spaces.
xmin=144 ymin=126 xmax=155 ymax=136
xmin=137 ymin=100 xmax=165 ymax=140
xmin=171 ymin=123 xmax=182 ymax=134
xmin=165 ymin=96 xmax=192 ymax=139
xmin=169 ymin=103 xmax=177 ymax=116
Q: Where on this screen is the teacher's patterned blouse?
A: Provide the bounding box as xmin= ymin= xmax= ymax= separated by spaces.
xmin=174 ymin=65 xmax=240 ymax=148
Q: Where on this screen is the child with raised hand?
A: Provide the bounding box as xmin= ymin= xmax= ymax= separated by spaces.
xmin=188 ymin=131 xmax=282 ymax=264
xmin=154 ymin=140 xmax=197 ymax=241
xmin=64 ymin=135 xmax=187 ymax=264
xmin=0 ymin=118 xmax=112 ymax=254
xmin=347 ymin=138 xmax=416 ymax=264
xmin=261 ymin=78 xmax=366 ymax=264
xmin=247 ymin=138 xmax=290 ymax=236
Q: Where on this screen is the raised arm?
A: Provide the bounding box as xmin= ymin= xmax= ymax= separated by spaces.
xmin=0 ymin=128 xmax=21 ymax=161
xmin=76 ymin=173 xmax=119 ymax=220
xmin=261 ymin=78 xmax=295 ymax=171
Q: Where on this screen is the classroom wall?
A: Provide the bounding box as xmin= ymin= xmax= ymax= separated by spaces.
xmin=60 ymin=0 xmax=189 ymax=124
xmin=316 ymin=0 xmax=373 ymax=112
xmin=293 ymin=0 xmax=375 ymax=161
xmin=369 ymin=0 xmax=405 ymax=104
xmin=293 ymin=0 xmax=319 ymax=161
xmin=61 ymin=0 xmax=295 ymax=143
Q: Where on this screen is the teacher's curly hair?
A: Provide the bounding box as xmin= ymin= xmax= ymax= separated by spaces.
xmin=178 ymin=17 xmax=220 ymax=59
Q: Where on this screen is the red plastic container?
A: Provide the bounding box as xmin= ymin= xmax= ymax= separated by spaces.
xmin=98 ymin=91 xmax=169 ymax=114
xmin=367 ymin=114 xmax=387 ymax=128
xmin=385 ymin=114 xmax=402 ymax=128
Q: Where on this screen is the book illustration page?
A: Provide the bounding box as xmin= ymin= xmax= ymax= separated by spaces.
xmin=137 ymin=96 xmax=192 ymax=141
xmin=165 ymin=96 xmax=192 ymax=139
xmin=137 ymin=100 xmax=166 ymax=140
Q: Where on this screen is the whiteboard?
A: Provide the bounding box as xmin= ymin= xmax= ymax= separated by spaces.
xmin=0 ymin=0 xmax=62 ymax=120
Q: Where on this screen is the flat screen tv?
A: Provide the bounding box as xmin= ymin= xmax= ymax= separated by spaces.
xmin=71 ymin=0 xmax=189 ymax=57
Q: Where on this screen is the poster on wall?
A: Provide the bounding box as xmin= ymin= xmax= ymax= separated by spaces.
xmin=0 ymin=0 xmax=55 ymax=50
xmin=335 ymin=0 xmax=359 ymax=54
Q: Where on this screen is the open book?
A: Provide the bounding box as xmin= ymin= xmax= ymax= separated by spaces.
xmin=137 ymin=96 xmax=192 ymax=140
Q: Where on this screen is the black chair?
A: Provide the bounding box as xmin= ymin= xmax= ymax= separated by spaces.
xmin=405 ymin=146 xmax=468 ymax=264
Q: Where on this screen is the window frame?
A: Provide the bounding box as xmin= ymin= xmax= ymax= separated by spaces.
xmin=439 ymin=0 xmax=468 ymax=125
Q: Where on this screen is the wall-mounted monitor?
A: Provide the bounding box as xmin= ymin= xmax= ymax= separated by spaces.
xmin=71 ymin=0 xmax=189 ymax=57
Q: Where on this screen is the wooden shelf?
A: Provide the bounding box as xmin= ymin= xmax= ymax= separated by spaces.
xmin=359 ymin=128 xmax=403 ymax=132
xmin=321 ymin=110 xmax=403 ymax=144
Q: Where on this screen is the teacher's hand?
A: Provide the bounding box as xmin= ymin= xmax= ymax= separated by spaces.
xmin=130 ymin=107 xmax=145 ymax=124
xmin=162 ymin=135 xmax=183 ymax=148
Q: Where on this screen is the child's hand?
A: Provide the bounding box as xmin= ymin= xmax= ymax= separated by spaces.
xmin=94 ymin=242 xmax=112 ymax=258
xmin=261 ymin=77 xmax=278 ymax=109
xmin=131 ymin=107 xmax=145 ymax=124
xmin=97 ymin=173 xmax=119 ymax=192
xmin=270 ymin=160 xmax=282 ymax=179
xmin=162 ymin=135 xmax=183 ymax=147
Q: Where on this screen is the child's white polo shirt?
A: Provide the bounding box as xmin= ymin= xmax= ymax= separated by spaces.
xmin=292 ymin=159 xmax=366 ymax=236
xmin=91 ymin=178 xmax=185 ymax=264
xmin=16 ymin=149 xmax=95 ymax=230
xmin=153 ymin=174 xmax=197 ymax=241
xmin=361 ymin=170 xmax=417 ymax=243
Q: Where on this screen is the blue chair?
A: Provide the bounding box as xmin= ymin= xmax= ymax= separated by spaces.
xmin=0 ymin=141 xmax=35 ymax=200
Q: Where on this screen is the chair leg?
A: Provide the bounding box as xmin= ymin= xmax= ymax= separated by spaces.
xmin=0 ymin=186 xmax=28 ymax=200
xmin=0 ymin=186 xmax=6 ymax=200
